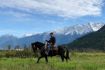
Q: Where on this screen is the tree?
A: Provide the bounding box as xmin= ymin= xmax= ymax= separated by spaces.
xmin=7 ymin=45 xmax=11 ymax=50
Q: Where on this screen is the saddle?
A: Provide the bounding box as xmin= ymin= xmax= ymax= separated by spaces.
xmin=49 ymin=47 xmax=58 ymax=51
xmin=44 ymin=44 xmax=58 ymax=55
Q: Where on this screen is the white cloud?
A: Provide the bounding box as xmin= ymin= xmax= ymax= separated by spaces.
xmin=0 ymin=0 xmax=103 ymax=18
xmin=0 ymin=10 xmax=30 ymax=18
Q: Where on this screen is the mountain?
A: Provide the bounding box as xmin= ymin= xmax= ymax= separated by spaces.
xmin=66 ymin=25 xmax=105 ymax=51
xmin=0 ymin=23 xmax=104 ymax=49
xmin=0 ymin=35 xmax=18 ymax=49
xmin=55 ymin=22 xmax=104 ymax=35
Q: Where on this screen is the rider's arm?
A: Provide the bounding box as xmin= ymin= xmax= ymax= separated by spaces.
xmin=46 ymin=38 xmax=51 ymax=43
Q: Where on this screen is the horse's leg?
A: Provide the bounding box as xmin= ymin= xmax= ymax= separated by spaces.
xmin=64 ymin=56 xmax=68 ymax=62
xmin=45 ymin=55 xmax=48 ymax=63
xmin=37 ymin=56 xmax=43 ymax=63
xmin=60 ymin=55 xmax=64 ymax=62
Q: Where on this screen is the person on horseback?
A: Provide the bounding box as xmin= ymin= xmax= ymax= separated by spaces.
xmin=45 ymin=32 xmax=56 ymax=55
xmin=47 ymin=32 xmax=56 ymax=48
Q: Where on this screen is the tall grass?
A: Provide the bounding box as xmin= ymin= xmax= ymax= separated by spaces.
xmin=0 ymin=52 xmax=105 ymax=70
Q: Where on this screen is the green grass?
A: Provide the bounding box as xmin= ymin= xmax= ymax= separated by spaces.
xmin=0 ymin=52 xmax=105 ymax=70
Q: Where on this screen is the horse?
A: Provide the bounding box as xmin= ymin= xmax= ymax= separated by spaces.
xmin=31 ymin=41 xmax=69 ymax=63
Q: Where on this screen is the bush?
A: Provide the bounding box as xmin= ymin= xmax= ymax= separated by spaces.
xmin=0 ymin=49 xmax=35 ymax=58
xmin=5 ymin=51 xmax=16 ymax=58
xmin=15 ymin=50 xmax=34 ymax=58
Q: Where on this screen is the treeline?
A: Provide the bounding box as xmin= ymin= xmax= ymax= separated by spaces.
xmin=0 ymin=48 xmax=36 ymax=58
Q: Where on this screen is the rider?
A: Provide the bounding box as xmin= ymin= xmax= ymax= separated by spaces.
xmin=45 ymin=32 xmax=56 ymax=55
xmin=47 ymin=32 xmax=56 ymax=48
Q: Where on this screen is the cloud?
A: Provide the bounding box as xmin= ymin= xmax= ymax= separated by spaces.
xmin=0 ymin=0 xmax=103 ymax=18
xmin=0 ymin=10 xmax=29 ymax=18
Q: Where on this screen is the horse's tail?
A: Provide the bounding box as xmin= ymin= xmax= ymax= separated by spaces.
xmin=65 ymin=47 xmax=69 ymax=59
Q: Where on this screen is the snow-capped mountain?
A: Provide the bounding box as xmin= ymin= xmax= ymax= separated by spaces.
xmin=54 ymin=22 xmax=104 ymax=44
xmin=0 ymin=23 xmax=104 ymax=49
xmin=55 ymin=22 xmax=104 ymax=35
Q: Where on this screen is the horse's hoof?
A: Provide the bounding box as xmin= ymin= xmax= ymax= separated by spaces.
xmin=36 ymin=62 xmax=39 ymax=63
xmin=62 ymin=61 xmax=64 ymax=62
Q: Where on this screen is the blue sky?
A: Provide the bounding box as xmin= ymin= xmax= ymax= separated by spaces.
xmin=0 ymin=0 xmax=105 ymax=37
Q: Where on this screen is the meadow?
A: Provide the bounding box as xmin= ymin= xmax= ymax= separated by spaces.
xmin=0 ymin=52 xmax=105 ymax=70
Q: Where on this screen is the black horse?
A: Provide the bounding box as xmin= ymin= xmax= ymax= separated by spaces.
xmin=31 ymin=41 xmax=69 ymax=63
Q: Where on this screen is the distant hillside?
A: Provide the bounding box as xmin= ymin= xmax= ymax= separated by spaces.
xmin=67 ymin=25 xmax=105 ymax=51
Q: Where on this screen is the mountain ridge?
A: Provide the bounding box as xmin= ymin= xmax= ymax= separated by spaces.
xmin=0 ymin=23 xmax=104 ymax=49
xmin=67 ymin=25 xmax=105 ymax=51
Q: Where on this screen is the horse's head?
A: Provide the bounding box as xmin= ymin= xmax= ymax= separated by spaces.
xmin=31 ymin=42 xmax=37 ymax=53
xmin=31 ymin=41 xmax=45 ymax=52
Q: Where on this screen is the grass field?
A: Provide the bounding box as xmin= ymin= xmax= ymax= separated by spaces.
xmin=0 ymin=52 xmax=105 ymax=70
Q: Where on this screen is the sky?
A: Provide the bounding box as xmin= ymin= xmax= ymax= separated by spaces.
xmin=0 ymin=0 xmax=105 ymax=37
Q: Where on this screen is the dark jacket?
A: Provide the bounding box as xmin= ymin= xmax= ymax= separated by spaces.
xmin=47 ymin=36 xmax=56 ymax=45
